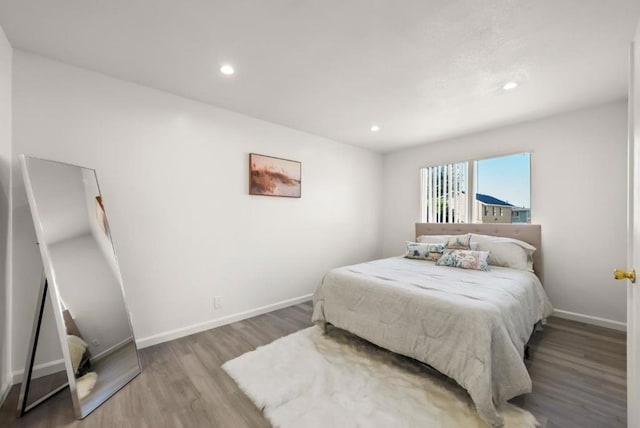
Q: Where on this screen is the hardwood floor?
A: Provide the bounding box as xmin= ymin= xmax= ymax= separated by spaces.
xmin=516 ymin=317 xmax=626 ymax=427
xmin=0 ymin=302 xmax=626 ymax=427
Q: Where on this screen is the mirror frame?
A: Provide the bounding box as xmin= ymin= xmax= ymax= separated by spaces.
xmin=17 ymin=274 xmax=69 ymax=415
xmin=18 ymin=155 xmax=141 ymax=419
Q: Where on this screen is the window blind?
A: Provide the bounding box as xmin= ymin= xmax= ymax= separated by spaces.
xmin=420 ymin=162 xmax=468 ymax=223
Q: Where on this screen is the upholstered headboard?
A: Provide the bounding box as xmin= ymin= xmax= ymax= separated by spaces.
xmin=415 ymin=223 xmax=543 ymax=283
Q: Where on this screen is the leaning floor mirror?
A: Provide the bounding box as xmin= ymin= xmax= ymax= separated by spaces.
xmin=17 ymin=155 xmax=141 ymax=419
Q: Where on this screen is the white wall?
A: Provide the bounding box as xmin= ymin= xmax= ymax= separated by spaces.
xmin=11 ymin=50 xmax=383 ymax=374
xmin=381 ymin=101 xmax=628 ymax=328
xmin=0 ymin=23 xmax=11 ymax=404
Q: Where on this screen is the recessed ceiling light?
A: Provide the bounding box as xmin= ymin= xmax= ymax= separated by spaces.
xmin=220 ymin=64 xmax=235 ymax=75
xmin=371 ymin=125 xmax=380 ymax=132
xmin=502 ymin=81 xmax=518 ymax=90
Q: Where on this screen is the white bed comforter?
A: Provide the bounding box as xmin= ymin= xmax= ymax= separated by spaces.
xmin=311 ymin=257 xmax=553 ymax=427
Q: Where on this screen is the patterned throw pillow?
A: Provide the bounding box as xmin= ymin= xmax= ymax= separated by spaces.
xmin=435 ymin=249 xmax=491 ymax=271
xmin=444 ymin=234 xmax=472 ymax=250
xmin=405 ymin=242 xmax=445 ymax=261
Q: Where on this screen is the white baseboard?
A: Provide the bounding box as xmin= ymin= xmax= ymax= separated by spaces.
xmin=12 ymin=358 xmax=66 ymax=384
xmin=91 ymin=336 xmax=133 ymax=363
xmin=553 ymin=309 xmax=626 ymax=332
xmin=136 ymin=294 xmax=313 ymax=349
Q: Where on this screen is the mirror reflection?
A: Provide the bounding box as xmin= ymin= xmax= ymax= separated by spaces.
xmin=19 ymin=156 xmax=141 ymax=418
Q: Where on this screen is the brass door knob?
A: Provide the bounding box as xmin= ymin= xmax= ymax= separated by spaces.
xmin=614 ymin=269 xmax=636 ymax=283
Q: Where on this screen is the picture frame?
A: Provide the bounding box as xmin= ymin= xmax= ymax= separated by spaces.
xmin=249 ymin=153 xmax=301 ymax=198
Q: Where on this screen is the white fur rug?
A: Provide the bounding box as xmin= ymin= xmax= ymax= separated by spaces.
xmin=222 ymin=326 xmax=537 ymax=428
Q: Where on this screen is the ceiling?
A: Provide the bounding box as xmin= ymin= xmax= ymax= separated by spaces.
xmin=1 ymin=1 xmax=639 ymax=153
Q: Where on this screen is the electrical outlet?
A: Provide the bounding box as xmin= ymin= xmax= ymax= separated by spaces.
xmin=214 ymin=296 xmax=222 ymax=310
xmin=91 ymin=339 xmax=100 ymax=347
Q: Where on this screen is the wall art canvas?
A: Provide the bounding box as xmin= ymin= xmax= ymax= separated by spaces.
xmin=249 ymin=153 xmax=301 ymax=198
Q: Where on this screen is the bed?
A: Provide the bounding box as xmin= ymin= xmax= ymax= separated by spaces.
xmin=311 ymin=224 xmax=553 ymax=427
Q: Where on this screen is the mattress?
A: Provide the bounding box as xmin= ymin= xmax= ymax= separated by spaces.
xmin=312 ymin=256 xmax=553 ymax=426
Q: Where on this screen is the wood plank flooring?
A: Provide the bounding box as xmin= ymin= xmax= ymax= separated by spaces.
xmin=0 ymin=302 xmax=626 ymax=427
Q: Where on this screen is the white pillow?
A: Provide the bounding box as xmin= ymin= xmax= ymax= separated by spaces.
xmin=470 ymin=233 xmax=535 ymax=272
xmin=417 ymin=234 xmax=479 ymax=250
xmin=416 ymin=234 xmax=449 ymax=244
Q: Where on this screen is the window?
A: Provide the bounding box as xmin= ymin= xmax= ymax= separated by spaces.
xmin=420 ymin=162 xmax=467 ymax=223
xmin=421 ymin=153 xmax=531 ymax=224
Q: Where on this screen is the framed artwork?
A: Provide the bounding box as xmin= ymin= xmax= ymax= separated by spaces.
xmin=249 ymin=153 xmax=301 ymax=198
